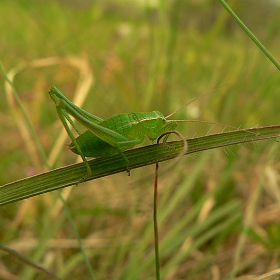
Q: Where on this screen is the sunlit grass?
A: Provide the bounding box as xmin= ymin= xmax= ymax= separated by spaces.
xmin=1 ymin=0 xmax=280 ymax=279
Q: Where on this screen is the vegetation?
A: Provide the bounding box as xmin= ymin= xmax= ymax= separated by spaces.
xmin=1 ymin=0 xmax=280 ymax=279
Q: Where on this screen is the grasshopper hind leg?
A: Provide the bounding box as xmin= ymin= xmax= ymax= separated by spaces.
xmin=116 ymin=147 xmax=131 ymax=176
xmin=55 ymin=102 xmax=93 ymax=181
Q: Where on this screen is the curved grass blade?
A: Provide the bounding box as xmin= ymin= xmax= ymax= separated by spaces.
xmin=0 ymin=125 xmax=280 ymax=206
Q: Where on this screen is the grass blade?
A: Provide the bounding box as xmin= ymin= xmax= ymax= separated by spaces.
xmin=219 ymin=0 xmax=280 ymax=71
xmin=0 ymin=125 xmax=280 ymax=206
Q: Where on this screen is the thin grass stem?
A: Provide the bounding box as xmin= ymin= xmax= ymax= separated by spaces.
xmin=219 ymin=0 xmax=280 ymax=71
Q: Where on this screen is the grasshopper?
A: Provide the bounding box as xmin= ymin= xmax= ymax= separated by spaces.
xmin=49 ymin=86 xmax=220 ymax=177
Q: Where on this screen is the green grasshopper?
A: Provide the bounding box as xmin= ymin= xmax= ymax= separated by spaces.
xmin=49 ymin=86 xmax=219 ymax=177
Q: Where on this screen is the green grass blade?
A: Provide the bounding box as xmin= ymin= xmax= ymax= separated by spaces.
xmin=219 ymin=0 xmax=280 ymax=71
xmin=1 ymin=125 xmax=280 ymax=206
xmin=1 ymin=61 xmax=95 ymax=279
xmin=0 ymin=245 xmax=60 ymax=279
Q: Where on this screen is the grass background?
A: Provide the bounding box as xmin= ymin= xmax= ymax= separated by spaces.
xmin=1 ymin=0 xmax=280 ymax=279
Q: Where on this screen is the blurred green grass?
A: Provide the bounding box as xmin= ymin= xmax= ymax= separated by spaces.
xmin=1 ymin=0 xmax=280 ymax=279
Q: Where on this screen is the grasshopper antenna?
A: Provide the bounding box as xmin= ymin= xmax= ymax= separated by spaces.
xmin=173 ymin=119 xmax=239 ymax=132
xmin=165 ymin=84 xmax=227 ymax=120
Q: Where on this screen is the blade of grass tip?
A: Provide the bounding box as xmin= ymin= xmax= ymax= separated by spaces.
xmin=0 ymin=61 xmax=95 ymax=279
xmin=154 ymin=162 xmax=160 ymax=280
xmin=219 ymin=0 xmax=280 ymax=71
